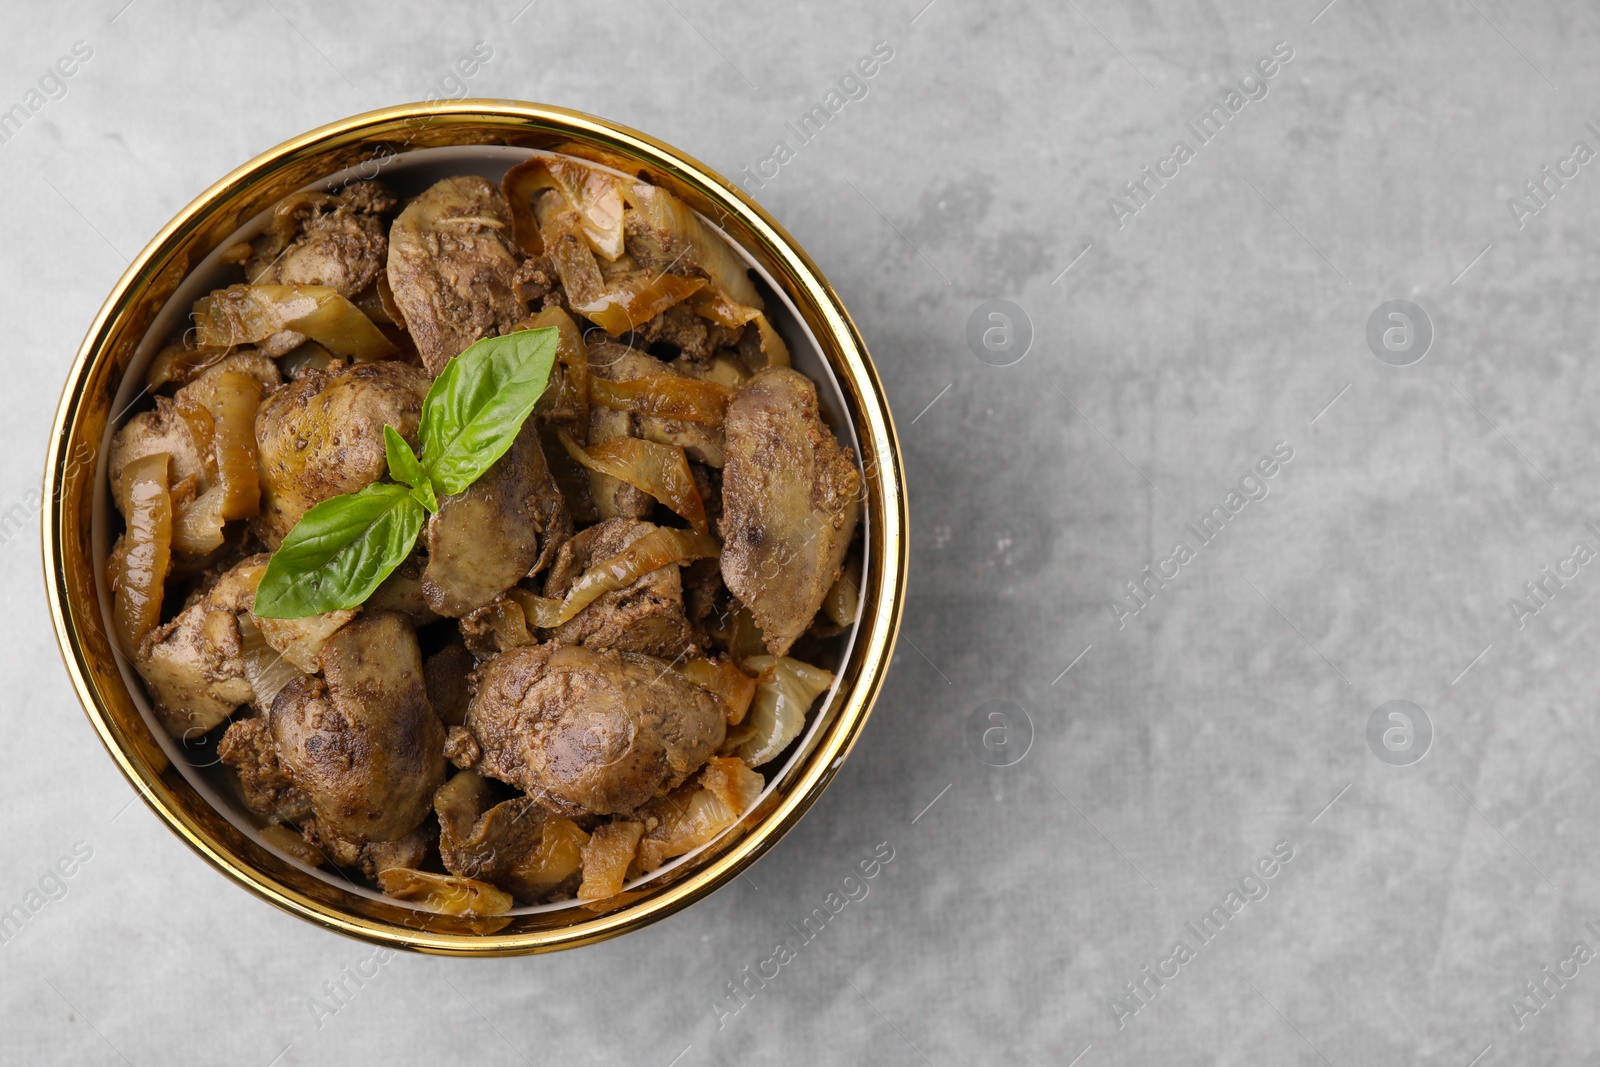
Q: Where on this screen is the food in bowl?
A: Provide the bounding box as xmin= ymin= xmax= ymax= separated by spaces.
xmin=103 ymin=153 xmax=863 ymax=922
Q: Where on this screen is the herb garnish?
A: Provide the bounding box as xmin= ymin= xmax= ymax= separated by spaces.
xmin=253 ymin=327 xmax=558 ymax=619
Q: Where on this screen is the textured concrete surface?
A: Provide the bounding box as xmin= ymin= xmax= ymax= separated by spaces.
xmin=5 ymin=1 xmax=1600 ymax=1064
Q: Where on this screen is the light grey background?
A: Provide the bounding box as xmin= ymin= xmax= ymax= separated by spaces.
xmin=3 ymin=0 xmax=1598 ymax=1064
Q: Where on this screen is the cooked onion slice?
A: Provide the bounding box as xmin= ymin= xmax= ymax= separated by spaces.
xmin=171 ymin=485 xmax=227 ymax=555
xmin=634 ymin=757 xmax=764 ymax=873
xmin=676 ymin=656 xmax=757 ymax=726
xmin=520 ymin=306 xmax=589 ymax=426
xmin=622 ymin=184 xmax=764 ymax=309
xmin=193 ymin=284 xmax=396 ymax=361
xmin=509 ymin=816 xmax=589 ymax=895
xmin=504 ymin=156 xmax=626 ymax=260
xmin=588 ymin=373 xmax=732 ymax=426
xmin=573 ymin=272 xmax=705 ymax=336
xmin=210 ymin=370 xmax=263 ymax=520
xmin=146 ymin=343 xmax=231 ymax=392
xmin=352 ymin=279 xmax=396 ymax=326
xmin=578 ymin=820 xmax=644 ymax=902
xmin=460 ymin=597 xmax=535 ymax=660
xmin=376 ymin=272 xmax=404 ymax=327
xmin=619 ymin=184 xmax=789 ymax=365
xmin=112 ymin=453 xmax=172 ymax=658
xmin=714 ymin=600 xmax=768 ymax=665
xmin=235 ymin=612 xmax=306 ymax=710
xmin=277 ymin=340 xmax=336 ymax=380
xmin=729 ymin=655 xmax=835 ymax=768
xmin=507 ymin=524 xmax=718 ymax=629
xmin=503 ymin=160 xmax=548 ymax=256
xmin=259 ymin=823 xmax=325 ymax=868
xmin=557 ymin=430 xmax=709 ymax=535
xmin=377 ymin=868 xmax=514 ymax=918
xmin=702 ymin=754 xmax=765 ymax=813
xmin=549 ymin=140 xmax=639 ymax=175
xmin=171 ymin=394 xmax=218 ymax=485
xmin=535 ymin=195 xmax=606 ymax=306
xmin=251 ymin=191 xmax=339 ymax=271
xmin=690 ymin=289 xmax=791 ymax=369
xmin=253 ymin=609 xmax=357 ymax=675
xmin=747 ymin=313 xmax=791 ymax=369
xmin=822 ymin=555 xmax=861 ymax=628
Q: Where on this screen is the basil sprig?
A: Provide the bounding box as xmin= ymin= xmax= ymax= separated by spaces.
xmin=421 ymin=327 xmax=564 ymax=495
xmin=251 ymin=484 xmax=426 ymax=617
xmin=253 ymin=328 xmax=558 ymax=619
xmin=384 ymin=425 xmax=437 ymax=513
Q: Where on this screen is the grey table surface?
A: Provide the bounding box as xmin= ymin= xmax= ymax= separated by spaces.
xmin=3 ymin=0 xmax=1599 ymax=1064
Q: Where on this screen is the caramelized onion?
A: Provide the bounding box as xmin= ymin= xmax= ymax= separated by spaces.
xmin=276 ymin=340 xmax=336 ymax=380
xmin=676 ymin=656 xmax=757 ymax=726
xmin=504 ymin=156 xmax=626 ymax=260
xmin=112 ymin=453 xmax=172 ymax=658
xmin=578 ymin=820 xmax=644 ymax=902
xmin=377 ymin=867 xmax=514 ymax=919
xmin=690 ymin=289 xmax=791 ymax=369
xmin=147 ymin=343 xmax=230 ymax=392
xmin=721 ymin=601 xmax=768 ymax=664
xmin=549 ymin=140 xmax=639 ymax=175
xmin=510 ymin=816 xmax=589 ymax=895
xmin=622 ymin=183 xmax=764 ymax=308
xmin=519 ymin=306 xmax=588 ymax=426
xmin=634 ymin=757 xmax=764 ymax=873
xmin=171 ymin=394 xmax=218 ymax=485
xmin=235 ymin=611 xmax=306 ymax=710
xmin=460 ymin=596 xmax=534 ymax=660
xmin=729 ymin=655 xmax=835 ymax=767
xmin=588 ymin=373 xmax=731 ymax=426
xmin=747 ymin=313 xmax=792 ymax=369
xmin=557 ymin=430 xmax=708 ymax=534
xmin=167 ymin=474 xmax=197 ymax=513
xmin=171 ymin=485 xmax=227 ymax=555
xmin=507 ymin=524 xmax=719 ymax=629
xmin=210 ymin=370 xmax=262 ymax=520
xmin=376 ymin=271 xmax=404 ymax=328
xmin=259 ymin=823 xmax=325 ymax=867
xmin=615 ymin=183 xmax=788 ymax=364
xmin=352 ymin=281 xmax=396 ymax=326
xmin=193 ymin=284 xmax=396 ymax=361
xmin=574 ymin=272 xmax=705 ymax=336
xmin=503 ymin=160 xmax=548 ymax=255
xmin=702 ymin=754 xmax=765 ymax=813
xmin=822 ymin=555 xmax=861 ymax=628
xmin=251 ymin=191 xmax=339 ymax=271
xmin=535 ymin=196 xmax=606 ymax=306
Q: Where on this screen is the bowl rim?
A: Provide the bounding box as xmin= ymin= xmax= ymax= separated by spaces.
xmin=41 ymin=99 xmax=907 ymax=954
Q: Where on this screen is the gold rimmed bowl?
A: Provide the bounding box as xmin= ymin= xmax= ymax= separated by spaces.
xmin=42 ymin=101 xmax=906 ymax=954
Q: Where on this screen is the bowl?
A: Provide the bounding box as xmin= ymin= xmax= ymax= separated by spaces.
xmin=42 ymin=101 xmax=906 ymax=954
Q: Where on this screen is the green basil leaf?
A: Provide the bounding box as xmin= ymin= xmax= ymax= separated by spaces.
xmin=253 ymin=483 xmax=425 ymax=619
xmin=420 ymin=327 xmax=559 ymax=496
xmin=384 ymin=424 xmax=437 ymax=513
